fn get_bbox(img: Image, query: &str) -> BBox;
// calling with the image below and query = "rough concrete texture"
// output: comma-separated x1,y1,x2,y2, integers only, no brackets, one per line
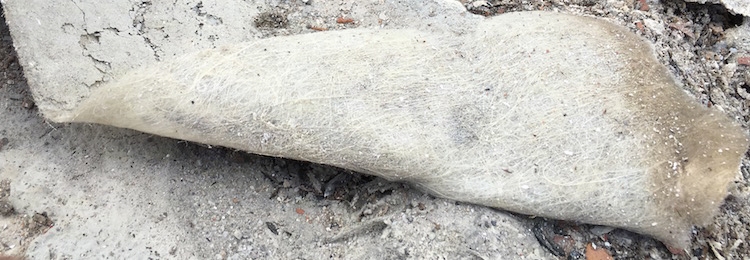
2,0,750,259
1,1,549,259
2,0,479,121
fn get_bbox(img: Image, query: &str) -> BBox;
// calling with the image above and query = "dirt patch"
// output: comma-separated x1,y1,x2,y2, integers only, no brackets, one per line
254,11,290,29
0,180,54,258
0,180,13,216
0,10,54,259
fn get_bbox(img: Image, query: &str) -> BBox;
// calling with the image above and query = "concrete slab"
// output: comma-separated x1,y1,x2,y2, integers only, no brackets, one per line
3,0,750,259
684,0,749,16
2,0,478,121
1,1,552,259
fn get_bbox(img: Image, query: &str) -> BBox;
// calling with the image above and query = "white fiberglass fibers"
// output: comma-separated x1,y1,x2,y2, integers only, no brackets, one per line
59,11,749,248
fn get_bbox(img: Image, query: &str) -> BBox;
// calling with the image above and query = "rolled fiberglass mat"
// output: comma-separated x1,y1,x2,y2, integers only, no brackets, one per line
60,11,748,248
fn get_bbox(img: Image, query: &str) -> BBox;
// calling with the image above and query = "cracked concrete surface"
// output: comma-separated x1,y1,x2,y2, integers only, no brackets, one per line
3,0,479,122
1,0,550,259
